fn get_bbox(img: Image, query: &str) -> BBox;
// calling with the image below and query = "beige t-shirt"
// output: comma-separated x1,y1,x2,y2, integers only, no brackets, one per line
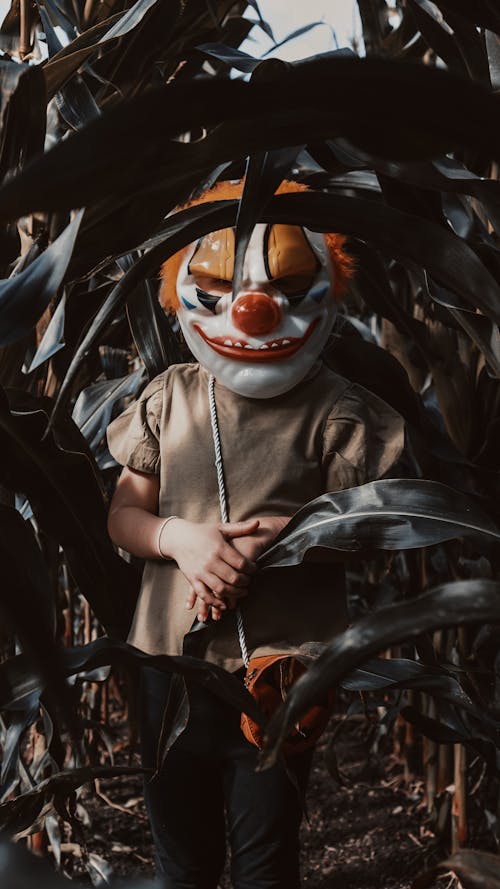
107,361,404,671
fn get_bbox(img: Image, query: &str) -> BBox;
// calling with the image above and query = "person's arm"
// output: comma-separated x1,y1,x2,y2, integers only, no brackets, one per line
108,467,259,614
107,466,164,558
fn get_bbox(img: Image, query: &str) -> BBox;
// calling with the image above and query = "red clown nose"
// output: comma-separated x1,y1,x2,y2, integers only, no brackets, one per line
232,291,281,336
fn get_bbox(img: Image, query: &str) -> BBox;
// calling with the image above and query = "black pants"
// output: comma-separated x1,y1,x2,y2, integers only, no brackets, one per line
140,668,311,889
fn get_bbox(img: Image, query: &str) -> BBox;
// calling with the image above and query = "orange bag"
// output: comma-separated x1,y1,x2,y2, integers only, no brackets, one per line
240,654,335,754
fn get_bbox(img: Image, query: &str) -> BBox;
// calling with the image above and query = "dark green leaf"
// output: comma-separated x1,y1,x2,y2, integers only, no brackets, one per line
346,655,470,694
433,1,500,34
42,11,123,96
24,292,66,373
325,145,500,236
0,764,148,836
446,305,500,379
0,388,139,637
400,704,472,746
0,505,55,641
426,275,475,313
258,480,500,570
486,30,500,91
36,3,63,58
48,280,113,381
55,74,101,132
154,674,190,778
323,332,424,428
43,0,79,33
246,0,274,40
4,58,500,222
0,654,42,713
0,212,83,348
126,280,182,378
196,42,262,73
261,579,500,765
0,59,46,182
49,200,237,427
43,0,162,98
0,636,265,730
0,691,40,796
344,657,494,726
0,505,76,733
349,242,429,359
71,369,145,451
262,192,500,327
407,0,468,76
441,7,491,87
232,145,302,298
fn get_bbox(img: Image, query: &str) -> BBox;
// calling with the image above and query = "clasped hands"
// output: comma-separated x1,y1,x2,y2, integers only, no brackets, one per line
160,516,289,623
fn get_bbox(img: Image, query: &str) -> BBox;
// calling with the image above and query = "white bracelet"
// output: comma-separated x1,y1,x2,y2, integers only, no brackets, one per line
157,515,178,559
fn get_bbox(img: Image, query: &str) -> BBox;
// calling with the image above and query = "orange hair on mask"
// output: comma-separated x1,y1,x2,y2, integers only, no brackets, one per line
159,180,354,313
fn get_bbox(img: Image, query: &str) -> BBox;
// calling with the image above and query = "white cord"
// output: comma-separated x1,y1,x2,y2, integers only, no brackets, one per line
208,375,249,668
208,375,228,525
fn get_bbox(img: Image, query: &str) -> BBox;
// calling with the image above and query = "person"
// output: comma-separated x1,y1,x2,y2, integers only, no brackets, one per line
106,179,405,889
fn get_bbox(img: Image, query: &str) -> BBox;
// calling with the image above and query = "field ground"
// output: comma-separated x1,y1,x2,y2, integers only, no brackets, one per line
64,714,449,888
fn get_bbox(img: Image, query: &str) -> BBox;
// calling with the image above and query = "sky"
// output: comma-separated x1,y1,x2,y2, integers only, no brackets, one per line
240,0,363,61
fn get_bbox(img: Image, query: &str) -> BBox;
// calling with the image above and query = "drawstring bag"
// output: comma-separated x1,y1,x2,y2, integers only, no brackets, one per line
208,375,334,753
240,653,335,754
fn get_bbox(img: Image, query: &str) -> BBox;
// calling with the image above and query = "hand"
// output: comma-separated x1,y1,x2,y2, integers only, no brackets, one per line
161,518,259,619
228,516,290,563
187,516,291,622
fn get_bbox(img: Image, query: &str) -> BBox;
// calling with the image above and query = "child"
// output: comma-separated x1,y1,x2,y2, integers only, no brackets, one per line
106,180,404,888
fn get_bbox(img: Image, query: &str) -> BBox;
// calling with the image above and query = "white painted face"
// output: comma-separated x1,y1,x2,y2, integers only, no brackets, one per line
175,223,336,398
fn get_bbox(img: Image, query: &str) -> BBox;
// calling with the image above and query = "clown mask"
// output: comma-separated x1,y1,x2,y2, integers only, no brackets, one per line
159,184,353,399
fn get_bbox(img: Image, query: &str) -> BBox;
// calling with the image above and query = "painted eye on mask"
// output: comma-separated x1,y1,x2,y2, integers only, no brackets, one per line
275,273,317,305
196,288,221,313
193,275,232,313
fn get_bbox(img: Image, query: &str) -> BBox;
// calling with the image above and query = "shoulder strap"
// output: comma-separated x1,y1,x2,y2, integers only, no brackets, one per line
208,375,249,668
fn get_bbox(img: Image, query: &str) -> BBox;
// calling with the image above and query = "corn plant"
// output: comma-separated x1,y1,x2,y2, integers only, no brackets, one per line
2,2,500,887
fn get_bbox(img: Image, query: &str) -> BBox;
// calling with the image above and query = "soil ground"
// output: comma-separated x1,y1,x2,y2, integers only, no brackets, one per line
68,714,446,888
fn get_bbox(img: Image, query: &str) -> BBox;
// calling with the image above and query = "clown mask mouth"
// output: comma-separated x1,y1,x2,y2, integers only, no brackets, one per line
192,317,320,362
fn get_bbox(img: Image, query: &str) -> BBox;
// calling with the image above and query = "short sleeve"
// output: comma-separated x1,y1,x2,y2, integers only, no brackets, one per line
106,376,164,474
322,383,405,492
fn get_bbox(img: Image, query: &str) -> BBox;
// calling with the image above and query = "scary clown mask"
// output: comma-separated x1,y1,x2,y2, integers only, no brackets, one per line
159,181,354,399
